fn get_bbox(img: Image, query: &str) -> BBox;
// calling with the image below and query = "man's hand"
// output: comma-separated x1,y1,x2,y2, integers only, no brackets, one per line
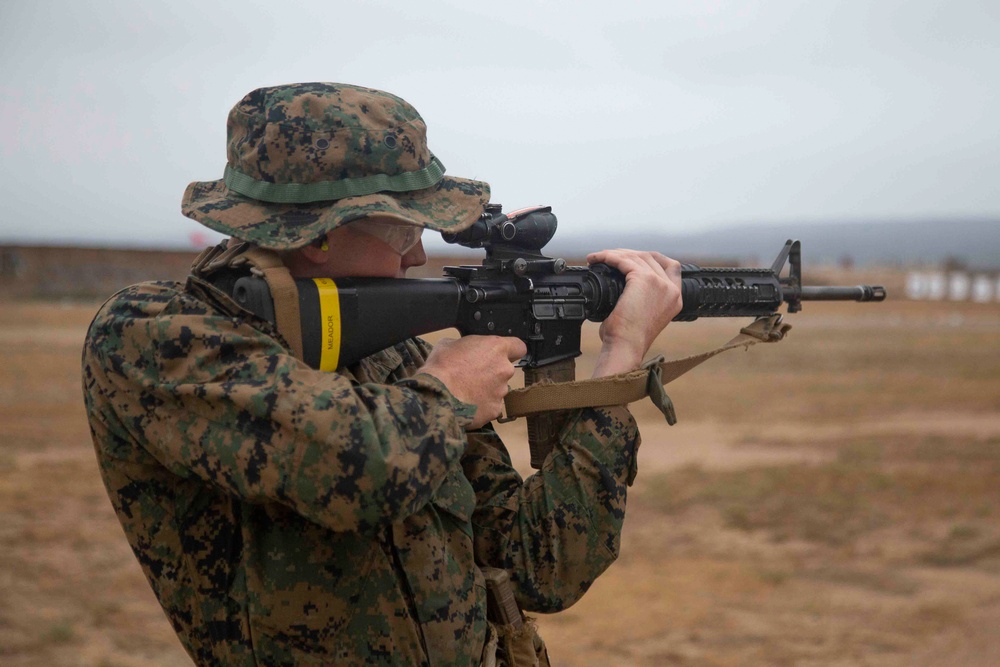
586,249,683,378
419,335,528,430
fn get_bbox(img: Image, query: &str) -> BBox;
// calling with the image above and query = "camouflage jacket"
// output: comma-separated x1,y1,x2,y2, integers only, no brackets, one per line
82,271,641,666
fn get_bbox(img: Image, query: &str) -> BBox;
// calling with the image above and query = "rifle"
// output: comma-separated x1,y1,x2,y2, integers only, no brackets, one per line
232,204,886,467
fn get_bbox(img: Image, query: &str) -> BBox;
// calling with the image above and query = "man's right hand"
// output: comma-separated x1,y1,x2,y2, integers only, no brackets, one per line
419,335,528,430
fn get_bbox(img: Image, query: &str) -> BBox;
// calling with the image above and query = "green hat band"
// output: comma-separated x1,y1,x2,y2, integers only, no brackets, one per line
223,155,446,205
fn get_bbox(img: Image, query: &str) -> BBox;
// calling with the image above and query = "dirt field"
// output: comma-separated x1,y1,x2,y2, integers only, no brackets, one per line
2,278,999,666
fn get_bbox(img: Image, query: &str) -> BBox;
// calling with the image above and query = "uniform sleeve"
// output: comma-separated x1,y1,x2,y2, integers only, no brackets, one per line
460,406,640,613
83,285,476,534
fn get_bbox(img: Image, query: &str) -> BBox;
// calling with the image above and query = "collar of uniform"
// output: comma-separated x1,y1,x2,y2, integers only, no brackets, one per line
186,273,253,321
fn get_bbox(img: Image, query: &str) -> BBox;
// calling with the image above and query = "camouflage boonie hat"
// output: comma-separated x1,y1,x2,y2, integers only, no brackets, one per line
182,82,490,250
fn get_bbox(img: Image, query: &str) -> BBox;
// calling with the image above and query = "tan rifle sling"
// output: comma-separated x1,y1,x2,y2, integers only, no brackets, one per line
191,241,305,362
502,314,792,423
239,247,305,362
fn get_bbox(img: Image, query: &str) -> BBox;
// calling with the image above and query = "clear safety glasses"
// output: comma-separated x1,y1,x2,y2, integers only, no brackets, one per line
351,219,424,255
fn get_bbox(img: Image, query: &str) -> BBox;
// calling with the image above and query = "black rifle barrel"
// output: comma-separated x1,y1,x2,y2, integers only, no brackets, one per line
797,285,887,302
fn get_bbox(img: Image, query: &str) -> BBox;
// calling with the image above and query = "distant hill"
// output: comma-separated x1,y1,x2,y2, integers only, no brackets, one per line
540,219,1000,269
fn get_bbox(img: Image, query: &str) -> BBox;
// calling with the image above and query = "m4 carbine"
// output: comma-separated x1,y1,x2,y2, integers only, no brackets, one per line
232,204,886,467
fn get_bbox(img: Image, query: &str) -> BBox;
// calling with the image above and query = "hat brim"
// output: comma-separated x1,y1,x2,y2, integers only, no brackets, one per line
181,175,490,251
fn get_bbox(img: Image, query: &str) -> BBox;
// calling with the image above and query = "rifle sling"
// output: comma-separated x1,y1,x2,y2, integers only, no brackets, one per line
191,241,305,363
240,247,305,362
502,314,792,422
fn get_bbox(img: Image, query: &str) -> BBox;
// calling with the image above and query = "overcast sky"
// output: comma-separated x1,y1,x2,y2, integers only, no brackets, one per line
1,0,997,250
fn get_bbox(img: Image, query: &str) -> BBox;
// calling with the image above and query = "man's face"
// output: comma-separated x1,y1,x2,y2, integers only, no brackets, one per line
289,219,427,279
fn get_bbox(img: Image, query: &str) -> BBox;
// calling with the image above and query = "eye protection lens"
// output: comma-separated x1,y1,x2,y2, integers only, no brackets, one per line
351,219,423,255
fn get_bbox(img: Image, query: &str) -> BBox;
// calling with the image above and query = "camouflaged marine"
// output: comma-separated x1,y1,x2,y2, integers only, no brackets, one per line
82,83,652,666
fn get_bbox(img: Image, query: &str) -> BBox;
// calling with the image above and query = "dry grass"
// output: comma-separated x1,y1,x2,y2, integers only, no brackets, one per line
645,432,1000,546
0,300,190,667
551,425,1000,666
2,278,1000,666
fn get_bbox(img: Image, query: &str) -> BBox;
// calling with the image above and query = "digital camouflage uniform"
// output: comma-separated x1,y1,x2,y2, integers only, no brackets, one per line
81,83,643,666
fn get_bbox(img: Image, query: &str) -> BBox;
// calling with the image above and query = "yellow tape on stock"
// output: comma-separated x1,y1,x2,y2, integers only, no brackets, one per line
313,278,341,371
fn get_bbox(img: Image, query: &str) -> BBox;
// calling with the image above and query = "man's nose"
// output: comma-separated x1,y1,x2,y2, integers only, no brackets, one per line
403,239,427,269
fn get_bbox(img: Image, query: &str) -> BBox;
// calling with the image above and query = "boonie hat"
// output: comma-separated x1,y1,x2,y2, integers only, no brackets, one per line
182,82,490,250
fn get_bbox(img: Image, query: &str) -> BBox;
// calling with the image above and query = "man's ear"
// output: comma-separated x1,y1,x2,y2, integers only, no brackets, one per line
297,235,330,265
